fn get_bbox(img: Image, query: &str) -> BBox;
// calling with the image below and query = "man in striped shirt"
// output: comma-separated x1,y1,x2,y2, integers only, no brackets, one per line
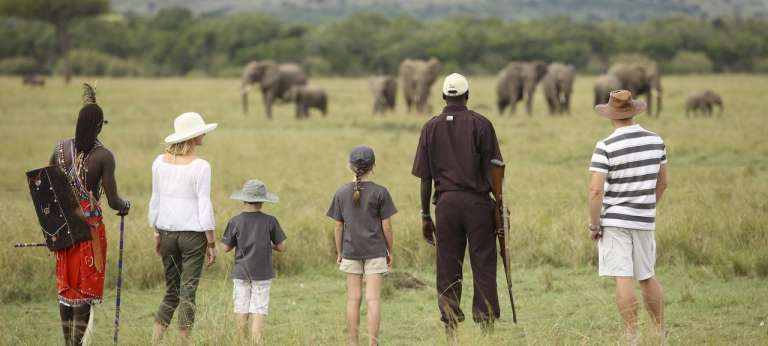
588,90,668,344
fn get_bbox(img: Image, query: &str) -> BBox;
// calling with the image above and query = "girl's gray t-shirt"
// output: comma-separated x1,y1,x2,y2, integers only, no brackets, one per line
326,181,397,260
221,211,287,281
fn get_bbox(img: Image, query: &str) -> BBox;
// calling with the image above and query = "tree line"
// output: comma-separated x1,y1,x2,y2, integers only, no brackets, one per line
1,7,767,78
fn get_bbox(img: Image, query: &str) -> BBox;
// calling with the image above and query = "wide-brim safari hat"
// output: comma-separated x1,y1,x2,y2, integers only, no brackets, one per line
164,112,218,144
230,179,279,203
595,90,646,120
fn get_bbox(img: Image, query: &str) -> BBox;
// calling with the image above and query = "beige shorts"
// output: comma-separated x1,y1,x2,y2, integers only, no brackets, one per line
233,279,271,315
339,257,388,275
598,227,656,281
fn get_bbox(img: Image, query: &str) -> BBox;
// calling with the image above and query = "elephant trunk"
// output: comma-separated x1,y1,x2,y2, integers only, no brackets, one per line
656,93,662,116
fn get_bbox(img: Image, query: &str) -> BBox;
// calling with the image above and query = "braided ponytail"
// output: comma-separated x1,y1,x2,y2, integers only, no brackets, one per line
352,165,371,206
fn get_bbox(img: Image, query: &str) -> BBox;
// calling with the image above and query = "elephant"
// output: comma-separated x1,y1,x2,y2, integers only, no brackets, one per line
241,60,308,119
686,90,723,117
285,85,328,119
541,63,575,115
398,58,441,114
606,62,663,117
593,74,622,106
369,75,397,115
496,61,548,116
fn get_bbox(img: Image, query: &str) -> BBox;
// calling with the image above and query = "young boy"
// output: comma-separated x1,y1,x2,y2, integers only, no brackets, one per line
222,179,287,342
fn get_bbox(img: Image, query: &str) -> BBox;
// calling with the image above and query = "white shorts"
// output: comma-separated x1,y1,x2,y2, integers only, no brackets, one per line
598,227,656,281
233,279,272,315
339,257,388,275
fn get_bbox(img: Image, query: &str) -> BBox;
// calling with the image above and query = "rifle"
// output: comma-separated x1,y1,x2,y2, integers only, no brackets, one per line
490,159,517,323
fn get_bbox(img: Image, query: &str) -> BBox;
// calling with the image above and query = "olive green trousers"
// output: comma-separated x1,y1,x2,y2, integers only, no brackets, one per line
155,230,206,329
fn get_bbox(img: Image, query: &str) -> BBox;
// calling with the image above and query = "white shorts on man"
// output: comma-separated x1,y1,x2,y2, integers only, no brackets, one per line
233,279,272,315
598,227,656,281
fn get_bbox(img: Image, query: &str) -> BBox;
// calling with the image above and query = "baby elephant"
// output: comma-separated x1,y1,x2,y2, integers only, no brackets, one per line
686,90,723,117
369,75,397,115
286,86,328,119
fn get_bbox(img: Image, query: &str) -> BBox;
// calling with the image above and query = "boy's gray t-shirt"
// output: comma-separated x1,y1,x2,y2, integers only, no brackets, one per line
326,181,397,260
221,211,287,281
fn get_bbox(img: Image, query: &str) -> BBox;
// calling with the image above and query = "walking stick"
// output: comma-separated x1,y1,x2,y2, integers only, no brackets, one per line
113,214,125,343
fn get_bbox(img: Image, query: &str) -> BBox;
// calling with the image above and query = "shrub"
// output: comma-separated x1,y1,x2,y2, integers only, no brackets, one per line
56,49,141,77
664,51,714,74
0,56,40,75
609,53,655,66
584,55,607,74
303,56,332,76
752,58,768,73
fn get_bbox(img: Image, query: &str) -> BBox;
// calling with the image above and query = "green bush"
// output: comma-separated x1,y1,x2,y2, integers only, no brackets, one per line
752,58,768,73
303,56,332,76
56,49,141,77
584,55,607,74
0,56,40,75
609,53,655,66
664,51,714,74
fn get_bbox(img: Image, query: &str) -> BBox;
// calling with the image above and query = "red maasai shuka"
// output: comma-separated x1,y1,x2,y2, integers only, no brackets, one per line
55,199,106,306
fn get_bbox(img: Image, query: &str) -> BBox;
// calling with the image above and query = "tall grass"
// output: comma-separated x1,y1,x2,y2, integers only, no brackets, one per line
0,74,766,304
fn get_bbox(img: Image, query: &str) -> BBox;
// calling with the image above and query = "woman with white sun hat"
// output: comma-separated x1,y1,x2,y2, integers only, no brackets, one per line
148,112,218,343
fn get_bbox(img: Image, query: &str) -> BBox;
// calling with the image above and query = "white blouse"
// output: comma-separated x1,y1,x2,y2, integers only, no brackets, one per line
148,155,215,232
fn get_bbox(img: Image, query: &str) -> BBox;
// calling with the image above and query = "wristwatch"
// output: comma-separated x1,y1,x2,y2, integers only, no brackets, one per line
588,224,601,232
207,242,216,249
420,211,432,220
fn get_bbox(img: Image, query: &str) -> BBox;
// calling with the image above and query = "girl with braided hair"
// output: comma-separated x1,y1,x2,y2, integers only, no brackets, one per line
326,146,397,346
49,84,130,346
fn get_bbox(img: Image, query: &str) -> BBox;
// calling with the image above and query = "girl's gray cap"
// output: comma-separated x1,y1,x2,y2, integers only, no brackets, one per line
230,179,279,203
350,145,375,167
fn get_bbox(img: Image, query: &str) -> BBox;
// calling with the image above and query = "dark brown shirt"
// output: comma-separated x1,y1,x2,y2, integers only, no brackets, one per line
411,104,503,194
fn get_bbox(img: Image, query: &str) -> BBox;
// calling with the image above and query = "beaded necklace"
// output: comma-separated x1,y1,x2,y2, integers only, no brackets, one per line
57,139,102,202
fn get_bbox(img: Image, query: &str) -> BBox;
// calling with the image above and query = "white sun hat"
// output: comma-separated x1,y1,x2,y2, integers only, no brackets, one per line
442,73,469,96
164,112,218,144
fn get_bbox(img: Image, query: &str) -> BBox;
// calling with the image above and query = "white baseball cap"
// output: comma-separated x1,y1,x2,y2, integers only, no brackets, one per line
442,73,469,96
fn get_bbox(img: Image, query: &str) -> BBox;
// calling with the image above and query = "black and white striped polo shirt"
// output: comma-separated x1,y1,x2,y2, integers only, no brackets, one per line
589,124,667,231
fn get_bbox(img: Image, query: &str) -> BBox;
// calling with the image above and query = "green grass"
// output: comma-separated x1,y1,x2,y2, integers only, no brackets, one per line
2,267,767,345
1,74,767,344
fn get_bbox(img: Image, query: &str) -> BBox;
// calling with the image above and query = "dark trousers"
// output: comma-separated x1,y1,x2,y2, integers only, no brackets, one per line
155,230,206,329
435,190,500,325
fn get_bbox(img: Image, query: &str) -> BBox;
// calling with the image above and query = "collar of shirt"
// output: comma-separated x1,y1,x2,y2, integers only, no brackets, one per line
611,124,643,135
442,104,468,113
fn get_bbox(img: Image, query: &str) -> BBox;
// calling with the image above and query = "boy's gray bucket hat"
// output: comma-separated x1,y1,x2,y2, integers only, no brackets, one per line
350,145,375,168
230,179,279,203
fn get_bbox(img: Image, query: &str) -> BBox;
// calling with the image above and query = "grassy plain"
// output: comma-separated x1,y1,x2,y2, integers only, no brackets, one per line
0,74,767,345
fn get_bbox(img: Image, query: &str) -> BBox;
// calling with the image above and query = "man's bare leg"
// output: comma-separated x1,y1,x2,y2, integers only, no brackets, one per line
251,313,266,342
365,274,384,346
346,274,363,346
639,277,665,335
615,277,639,338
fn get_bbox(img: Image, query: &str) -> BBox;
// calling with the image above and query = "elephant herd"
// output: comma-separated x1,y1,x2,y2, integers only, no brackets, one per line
239,58,723,119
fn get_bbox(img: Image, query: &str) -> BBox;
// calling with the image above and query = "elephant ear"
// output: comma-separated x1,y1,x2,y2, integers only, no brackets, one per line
261,64,282,88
